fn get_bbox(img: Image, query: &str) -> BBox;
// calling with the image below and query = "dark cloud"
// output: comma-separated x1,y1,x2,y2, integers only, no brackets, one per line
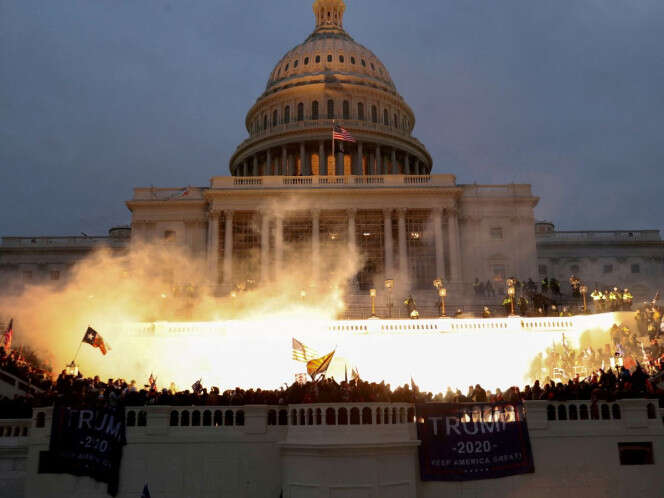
1,0,662,235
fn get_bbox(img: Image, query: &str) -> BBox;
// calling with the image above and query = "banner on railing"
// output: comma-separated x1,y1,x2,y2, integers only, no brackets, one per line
416,402,534,481
39,402,126,496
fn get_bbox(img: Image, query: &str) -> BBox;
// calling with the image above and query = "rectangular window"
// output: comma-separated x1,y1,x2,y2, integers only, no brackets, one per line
631,264,640,274
618,442,654,465
538,264,548,276
50,271,60,281
490,227,503,240
603,264,614,274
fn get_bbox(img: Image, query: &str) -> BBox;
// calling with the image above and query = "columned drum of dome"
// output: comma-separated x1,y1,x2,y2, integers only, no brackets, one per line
229,0,432,177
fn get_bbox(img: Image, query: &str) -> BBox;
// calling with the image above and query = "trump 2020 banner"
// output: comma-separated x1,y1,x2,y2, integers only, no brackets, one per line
39,403,127,496
416,402,535,481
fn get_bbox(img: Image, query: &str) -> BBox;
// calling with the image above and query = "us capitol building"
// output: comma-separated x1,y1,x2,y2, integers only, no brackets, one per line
1,0,662,299
127,0,539,295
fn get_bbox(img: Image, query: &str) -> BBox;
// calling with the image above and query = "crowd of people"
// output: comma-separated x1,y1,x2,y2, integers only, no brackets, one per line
1,344,663,420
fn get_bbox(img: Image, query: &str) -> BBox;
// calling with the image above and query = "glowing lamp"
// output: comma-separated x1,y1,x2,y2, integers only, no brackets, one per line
384,279,394,289
370,288,377,297
507,287,515,297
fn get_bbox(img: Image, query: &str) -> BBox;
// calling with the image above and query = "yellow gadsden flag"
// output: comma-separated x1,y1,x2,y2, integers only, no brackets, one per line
306,350,335,380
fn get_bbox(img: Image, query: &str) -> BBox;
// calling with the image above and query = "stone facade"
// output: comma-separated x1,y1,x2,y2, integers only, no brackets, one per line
126,1,540,297
536,222,664,298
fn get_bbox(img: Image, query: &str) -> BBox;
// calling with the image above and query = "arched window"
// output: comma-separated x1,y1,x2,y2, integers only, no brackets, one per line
293,59,298,68
361,59,366,67
362,407,372,424
338,408,348,425
327,99,334,119
350,56,356,64
284,63,289,72
357,103,364,120
312,101,319,120
315,55,321,63
169,411,179,427
272,110,278,127
316,408,322,425
339,55,345,63
569,405,578,420
137,410,147,427
343,100,350,119
579,404,589,420
350,407,360,425
180,411,190,427
297,103,304,121
291,409,297,426
267,410,277,426
327,54,333,62
235,411,245,426
407,407,415,423
299,409,306,426
278,409,288,425
203,410,212,426
214,410,223,427
307,409,314,425
304,57,309,65
192,410,201,427
371,105,378,123
284,106,290,124
326,407,336,425
601,404,610,420
557,405,567,421
612,404,621,420
376,408,382,424
224,410,234,426
383,109,389,126
546,405,556,421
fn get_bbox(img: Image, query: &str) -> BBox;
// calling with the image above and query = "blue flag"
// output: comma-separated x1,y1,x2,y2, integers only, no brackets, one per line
141,483,151,498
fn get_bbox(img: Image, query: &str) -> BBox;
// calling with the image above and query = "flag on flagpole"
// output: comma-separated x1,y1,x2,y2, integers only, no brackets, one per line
141,483,151,498
1,319,13,352
307,350,335,379
292,338,318,362
351,367,360,382
333,124,356,143
82,327,109,355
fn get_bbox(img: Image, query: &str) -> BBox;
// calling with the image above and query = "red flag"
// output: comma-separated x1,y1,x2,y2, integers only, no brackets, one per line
1,319,13,352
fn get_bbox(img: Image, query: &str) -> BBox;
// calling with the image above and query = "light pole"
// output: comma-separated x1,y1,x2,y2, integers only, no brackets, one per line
438,287,447,317
506,278,516,316
370,288,377,318
580,285,588,314
384,279,394,318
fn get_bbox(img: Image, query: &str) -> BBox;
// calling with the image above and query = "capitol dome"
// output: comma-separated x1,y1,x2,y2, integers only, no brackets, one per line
230,0,432,178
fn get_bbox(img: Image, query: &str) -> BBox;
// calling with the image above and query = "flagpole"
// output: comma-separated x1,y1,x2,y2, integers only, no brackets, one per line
71,340,84,364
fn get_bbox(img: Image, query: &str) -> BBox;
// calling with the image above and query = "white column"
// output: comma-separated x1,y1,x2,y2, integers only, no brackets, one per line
261,211,270,282
207,210,220,283
376,145,382,175
312,209,320,283
397,208,408,279
300,142,307,176
318,141,326,176
355,142,363,175
348,208,356,254
369,152,375,175
281,146,287,176
433,207,446,280
336,150,344,176
266,149,272,176
383,209,394,277
275,215,284,278
391,149,397,175
404,152,410,175
253,155,258,177
448,208,462,282
222,210,234,287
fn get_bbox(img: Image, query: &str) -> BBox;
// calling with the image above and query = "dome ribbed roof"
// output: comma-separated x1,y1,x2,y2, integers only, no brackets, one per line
265,1,396,93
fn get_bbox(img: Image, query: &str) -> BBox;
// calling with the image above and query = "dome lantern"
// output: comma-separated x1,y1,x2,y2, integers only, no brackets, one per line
313,0,346,30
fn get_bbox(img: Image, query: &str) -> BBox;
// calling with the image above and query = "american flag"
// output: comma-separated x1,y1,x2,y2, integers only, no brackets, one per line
333,125,356,143
292,338,318,363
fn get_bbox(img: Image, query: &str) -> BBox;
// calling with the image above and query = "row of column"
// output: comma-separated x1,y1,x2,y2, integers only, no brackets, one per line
234,142,429,177
207,208,462,288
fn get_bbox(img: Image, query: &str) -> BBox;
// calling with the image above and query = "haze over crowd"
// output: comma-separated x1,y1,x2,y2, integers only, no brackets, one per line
1,0,663,235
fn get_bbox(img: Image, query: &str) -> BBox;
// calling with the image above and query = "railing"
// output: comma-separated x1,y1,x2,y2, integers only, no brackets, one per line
0,419,30,439
0,368,44,394
536,230,661,242
462,184,535,198
234,119,426,151
211,174,454,189
131,187,206,201
0,236,125,248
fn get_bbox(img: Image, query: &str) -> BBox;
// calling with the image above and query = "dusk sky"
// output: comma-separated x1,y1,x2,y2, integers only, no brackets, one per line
1,0,663,236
